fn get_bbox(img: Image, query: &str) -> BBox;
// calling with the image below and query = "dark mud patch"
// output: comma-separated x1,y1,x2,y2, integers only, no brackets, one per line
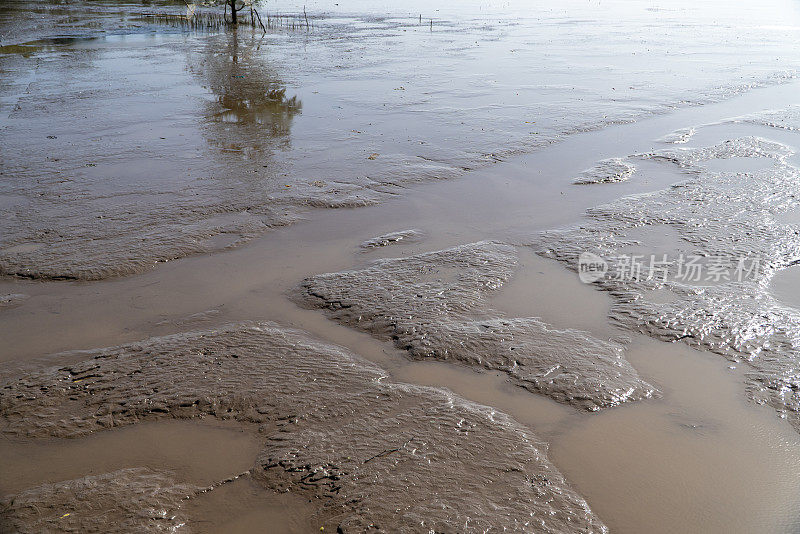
296,241,655,411
0,322,606,533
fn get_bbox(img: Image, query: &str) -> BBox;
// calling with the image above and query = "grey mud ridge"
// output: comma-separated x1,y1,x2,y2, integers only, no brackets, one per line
0,322,607,533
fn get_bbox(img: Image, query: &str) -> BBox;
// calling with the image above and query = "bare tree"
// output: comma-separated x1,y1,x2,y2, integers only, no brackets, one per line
226,0,242,24
185,0,264,26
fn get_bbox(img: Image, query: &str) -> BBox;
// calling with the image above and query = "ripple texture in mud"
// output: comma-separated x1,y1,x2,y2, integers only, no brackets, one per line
535,135,800,429
297,241,654,410
0,468,197,533
0,322,607,533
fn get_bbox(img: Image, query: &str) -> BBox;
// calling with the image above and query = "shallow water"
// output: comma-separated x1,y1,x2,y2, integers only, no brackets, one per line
0,420,318,532
770,265,800,309
3,0,800,278
5,86,800,530
0,420,261,494
4,0,800,532
552,338,800,534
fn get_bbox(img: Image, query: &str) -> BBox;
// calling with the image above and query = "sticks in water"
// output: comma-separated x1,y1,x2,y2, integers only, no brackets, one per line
140,9,312,32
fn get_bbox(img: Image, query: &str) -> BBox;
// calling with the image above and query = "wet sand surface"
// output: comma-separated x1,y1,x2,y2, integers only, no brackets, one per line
4,0,800,532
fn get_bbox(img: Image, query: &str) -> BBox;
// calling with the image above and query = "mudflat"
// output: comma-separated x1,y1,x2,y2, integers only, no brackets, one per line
3,0,800,532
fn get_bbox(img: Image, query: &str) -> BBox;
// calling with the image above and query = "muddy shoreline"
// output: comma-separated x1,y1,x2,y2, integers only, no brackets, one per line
4,0,800,532
3,0,800,281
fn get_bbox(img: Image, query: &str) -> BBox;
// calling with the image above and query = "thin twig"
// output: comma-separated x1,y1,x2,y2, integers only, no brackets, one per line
252,5,267,34
363,438,413,464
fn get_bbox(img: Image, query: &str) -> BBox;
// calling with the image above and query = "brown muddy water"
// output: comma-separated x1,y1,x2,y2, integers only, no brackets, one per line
4,0,800,532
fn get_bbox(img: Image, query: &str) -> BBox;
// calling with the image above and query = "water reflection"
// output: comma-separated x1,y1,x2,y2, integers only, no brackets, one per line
215,86,300,132
187,29,301,157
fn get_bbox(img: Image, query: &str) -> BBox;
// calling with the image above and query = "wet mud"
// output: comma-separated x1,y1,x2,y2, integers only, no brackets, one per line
297,241,655,410
4,0,800,531
657,127,696,144
534,130,800,429
573,158,635,185
728,105,800,132
0,468,197,533
359,228,425,250
0,322,606,533
0,293,26,309
3,0,800,280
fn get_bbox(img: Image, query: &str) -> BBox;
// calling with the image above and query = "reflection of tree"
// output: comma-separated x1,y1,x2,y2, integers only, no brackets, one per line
215,86,300,135
186,28,301,156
